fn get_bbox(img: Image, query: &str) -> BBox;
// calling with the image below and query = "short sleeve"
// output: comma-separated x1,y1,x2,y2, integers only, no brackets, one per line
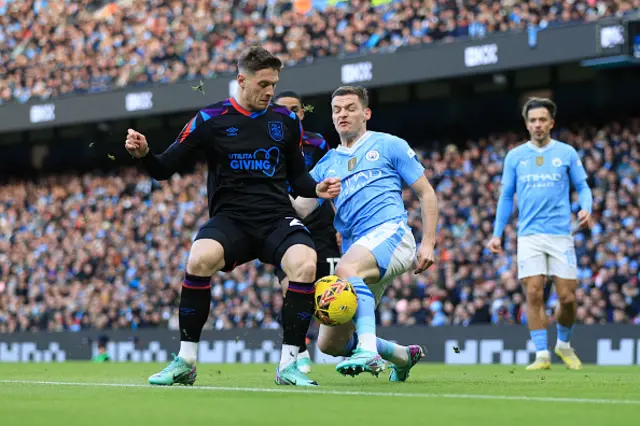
388,138,425,186
568,147,588,184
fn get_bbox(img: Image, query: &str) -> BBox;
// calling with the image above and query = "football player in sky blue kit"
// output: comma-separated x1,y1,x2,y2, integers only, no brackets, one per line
488,98,593,370
292,86,438,381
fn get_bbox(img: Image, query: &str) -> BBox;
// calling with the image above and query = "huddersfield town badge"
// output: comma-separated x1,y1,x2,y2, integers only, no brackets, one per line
536,156,544,166
348,157,357,171
268,121,284,142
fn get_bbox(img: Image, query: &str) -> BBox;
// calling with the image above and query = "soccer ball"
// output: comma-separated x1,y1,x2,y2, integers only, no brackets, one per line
313,275,358,326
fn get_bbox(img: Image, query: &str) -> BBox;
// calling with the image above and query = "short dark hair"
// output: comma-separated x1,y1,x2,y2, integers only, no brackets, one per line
331,86,369,108
522,97,557,120
237,46,282,74
274,91,302,104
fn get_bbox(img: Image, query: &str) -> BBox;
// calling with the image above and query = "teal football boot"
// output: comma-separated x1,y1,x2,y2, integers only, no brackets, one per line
389,345,425,382
275,360,319,387
148,354,197,386
336,348,386,377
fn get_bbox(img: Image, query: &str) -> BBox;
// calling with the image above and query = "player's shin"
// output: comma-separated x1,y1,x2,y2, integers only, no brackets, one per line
178,273,212,365
281,281,315,368
556,302,577,350
350,277,377,352
555,280,578,349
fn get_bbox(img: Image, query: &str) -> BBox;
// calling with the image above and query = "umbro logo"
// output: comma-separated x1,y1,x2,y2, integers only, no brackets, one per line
289,218,304,227
226,127,239,137
520,160,528,166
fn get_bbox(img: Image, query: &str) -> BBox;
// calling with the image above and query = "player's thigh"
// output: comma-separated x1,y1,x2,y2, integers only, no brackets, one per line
521,275,547,305
339,221,416,287
517,235,550,280
336,244,379,284
278,249,341,292
546,235,578,282
261,218,317,283
193,216,258,274
553,277,578,304
316,322,356,355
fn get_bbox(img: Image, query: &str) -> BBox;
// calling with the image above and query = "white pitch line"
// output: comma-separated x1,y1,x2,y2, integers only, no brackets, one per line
1,380,639,406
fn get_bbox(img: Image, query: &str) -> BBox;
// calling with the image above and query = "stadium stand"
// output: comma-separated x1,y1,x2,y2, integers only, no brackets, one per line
1,119,638,333
1,0,637,104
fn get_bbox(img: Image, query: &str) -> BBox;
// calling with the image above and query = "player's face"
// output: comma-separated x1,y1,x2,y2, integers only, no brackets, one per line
275,96,304,121
525,107,555,143
331,94,371,141
238,68,279,111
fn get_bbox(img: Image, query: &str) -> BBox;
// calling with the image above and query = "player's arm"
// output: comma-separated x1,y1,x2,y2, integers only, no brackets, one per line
569,148,593,228
389,141,437,273
411,175,438,249
488,151,517,252
289,152,329,218
389,142,436,244
290,195,320,219
285,120,339,199
129,114,204,181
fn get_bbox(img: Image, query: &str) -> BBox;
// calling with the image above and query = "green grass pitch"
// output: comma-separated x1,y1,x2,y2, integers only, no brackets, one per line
0,363,638,426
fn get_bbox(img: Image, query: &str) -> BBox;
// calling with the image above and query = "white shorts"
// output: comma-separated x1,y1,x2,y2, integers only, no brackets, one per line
352,220,416,304
517,234,577,280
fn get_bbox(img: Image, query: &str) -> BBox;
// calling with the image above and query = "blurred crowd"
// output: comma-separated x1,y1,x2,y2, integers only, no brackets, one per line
0,119,638,333
2,0,638,104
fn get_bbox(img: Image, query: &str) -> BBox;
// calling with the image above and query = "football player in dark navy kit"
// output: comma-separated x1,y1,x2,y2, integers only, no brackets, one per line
273,91,341,374
125,46,341,387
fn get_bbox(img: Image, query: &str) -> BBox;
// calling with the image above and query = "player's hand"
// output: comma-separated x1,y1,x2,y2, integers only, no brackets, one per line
577,210,593,229
125,129,150,158
487,236,503,254
316,177,341,199
414,242,435,274
336,232,342,251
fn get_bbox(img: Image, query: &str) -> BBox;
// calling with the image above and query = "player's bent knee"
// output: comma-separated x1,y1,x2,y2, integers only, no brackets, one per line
187,239,225,276
334,263,357,279
526,291,544,307
524,282,545,307
316,339,344,357
558,291,576,305
281,244,317,282
316,331,349,356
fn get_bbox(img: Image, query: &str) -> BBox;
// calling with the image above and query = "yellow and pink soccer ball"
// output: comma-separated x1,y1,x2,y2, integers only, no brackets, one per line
313,275,358,326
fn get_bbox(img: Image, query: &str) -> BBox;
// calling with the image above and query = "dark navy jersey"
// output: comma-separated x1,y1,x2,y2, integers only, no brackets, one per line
140,98,318,223
291,130,339,253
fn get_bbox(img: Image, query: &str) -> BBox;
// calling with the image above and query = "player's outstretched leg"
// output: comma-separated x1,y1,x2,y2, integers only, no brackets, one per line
376,338,426,382
148,239,222,386
523,275,551,371
335,276,385,377
553,277,582,370
275,244,319,386
317,325,422,381
148,273,210,385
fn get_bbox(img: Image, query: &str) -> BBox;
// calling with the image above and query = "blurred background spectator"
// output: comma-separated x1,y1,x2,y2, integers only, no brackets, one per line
2,0,638,104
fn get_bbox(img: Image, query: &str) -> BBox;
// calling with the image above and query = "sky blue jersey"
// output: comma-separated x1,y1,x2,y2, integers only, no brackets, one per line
493,139,593,238
310,131,425,246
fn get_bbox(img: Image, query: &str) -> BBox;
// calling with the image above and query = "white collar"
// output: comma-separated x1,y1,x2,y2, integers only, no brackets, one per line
526,139,556,153
336,131,372,155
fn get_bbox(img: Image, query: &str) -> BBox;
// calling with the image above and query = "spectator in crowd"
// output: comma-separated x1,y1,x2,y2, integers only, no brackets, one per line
1,119,638,332
1,0,636,104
